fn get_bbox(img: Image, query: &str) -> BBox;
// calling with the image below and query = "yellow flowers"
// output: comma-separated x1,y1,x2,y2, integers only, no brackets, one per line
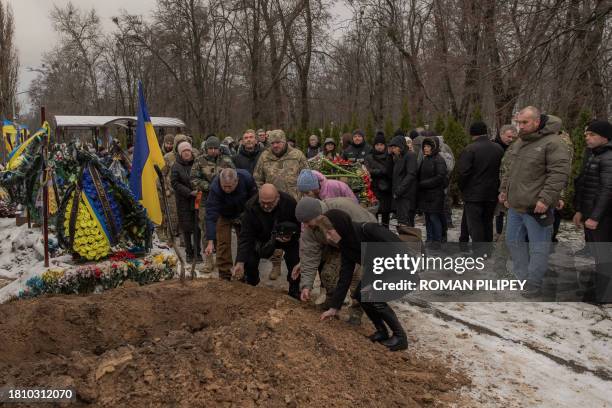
42,268,65,284
63,192,110,260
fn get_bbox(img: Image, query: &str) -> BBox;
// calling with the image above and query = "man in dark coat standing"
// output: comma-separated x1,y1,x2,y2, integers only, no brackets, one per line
573,120,612,303
457,122,504,253
233,129,262,174
342,129,372,162
387,131,419,229
418,137,448,246
364,131,394,227
233,184,301,298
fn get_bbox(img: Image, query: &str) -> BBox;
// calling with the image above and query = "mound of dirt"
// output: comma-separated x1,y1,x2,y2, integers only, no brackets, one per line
0,280,470,407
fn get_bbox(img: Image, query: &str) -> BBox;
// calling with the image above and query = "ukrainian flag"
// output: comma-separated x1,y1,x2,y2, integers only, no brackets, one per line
129,81,165,225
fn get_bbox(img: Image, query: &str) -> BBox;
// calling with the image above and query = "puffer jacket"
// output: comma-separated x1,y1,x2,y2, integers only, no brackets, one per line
170,155,196,234
341,140,372,162
311,170,358,202
500,115,572,212
299,197,376,290
417,137,448,213
574,141,612,221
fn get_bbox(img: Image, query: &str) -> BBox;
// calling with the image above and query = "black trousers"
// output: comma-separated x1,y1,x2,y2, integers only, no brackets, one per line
464,201,497,243
459,209,470,243
244,239,300,294
584,215,612,303
183,226,201,258
395,197,415,227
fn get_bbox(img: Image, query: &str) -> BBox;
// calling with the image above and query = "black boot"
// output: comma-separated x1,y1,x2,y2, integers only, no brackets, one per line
376,303,408,351
361,302,389,342
288,280,300,300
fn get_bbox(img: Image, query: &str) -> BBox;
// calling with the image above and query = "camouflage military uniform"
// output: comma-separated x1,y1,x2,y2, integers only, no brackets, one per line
190,153,235,232
253,145,308,200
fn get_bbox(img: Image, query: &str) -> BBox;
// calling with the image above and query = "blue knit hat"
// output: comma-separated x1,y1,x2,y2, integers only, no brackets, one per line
297,169,320,192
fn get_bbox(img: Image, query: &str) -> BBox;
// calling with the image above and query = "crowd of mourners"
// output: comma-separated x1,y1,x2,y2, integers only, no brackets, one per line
150,106,611,352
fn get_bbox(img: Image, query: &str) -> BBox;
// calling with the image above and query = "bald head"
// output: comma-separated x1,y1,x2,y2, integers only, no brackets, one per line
259,184,280,212
517,106,542,135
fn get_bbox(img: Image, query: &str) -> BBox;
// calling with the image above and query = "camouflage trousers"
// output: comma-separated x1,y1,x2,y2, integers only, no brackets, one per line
321,248,363,321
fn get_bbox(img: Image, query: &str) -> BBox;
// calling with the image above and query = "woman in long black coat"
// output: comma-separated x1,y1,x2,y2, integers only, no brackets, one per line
417,137,448,245
319,209,408,351
364,132,394,227
171,141,201,262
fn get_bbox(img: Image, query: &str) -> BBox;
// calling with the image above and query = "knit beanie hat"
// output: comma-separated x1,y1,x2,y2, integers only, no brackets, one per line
586,120,612,140
205,136,220,149
177,141,192,155
163,134,175,144
295,197,323,223
297,169,320,192
352,129,365,138
469,121,488,137
374,131,386,145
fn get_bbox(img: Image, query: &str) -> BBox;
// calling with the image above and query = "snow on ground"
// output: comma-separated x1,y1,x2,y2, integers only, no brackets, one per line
0,218,74,302
0,211,610,406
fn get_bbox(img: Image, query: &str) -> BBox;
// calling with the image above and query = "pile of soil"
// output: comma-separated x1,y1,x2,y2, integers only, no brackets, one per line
0,280,470,407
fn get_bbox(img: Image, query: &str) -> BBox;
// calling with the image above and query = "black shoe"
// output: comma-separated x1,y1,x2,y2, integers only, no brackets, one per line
381,335,408,351
375,304,408,351
186,253,194,263
368,331,390,343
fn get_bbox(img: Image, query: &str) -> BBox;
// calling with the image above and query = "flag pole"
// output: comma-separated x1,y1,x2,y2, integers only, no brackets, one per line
41,107,49,268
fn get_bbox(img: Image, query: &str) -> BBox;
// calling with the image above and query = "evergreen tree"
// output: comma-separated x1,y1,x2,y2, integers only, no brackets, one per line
400,102,412,132
434,114,446,135
384,116,394,140
443,116,469,204
561,110,591,217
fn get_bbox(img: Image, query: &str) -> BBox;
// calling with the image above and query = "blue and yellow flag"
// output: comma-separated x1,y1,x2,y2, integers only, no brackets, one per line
129,81,165,225
6,121,49,170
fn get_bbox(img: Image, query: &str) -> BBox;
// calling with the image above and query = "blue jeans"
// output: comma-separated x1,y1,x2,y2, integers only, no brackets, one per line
425,212,444,242
505,208,552,288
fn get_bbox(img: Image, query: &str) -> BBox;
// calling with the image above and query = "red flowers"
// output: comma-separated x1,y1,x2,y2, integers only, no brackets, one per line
110,251,136,261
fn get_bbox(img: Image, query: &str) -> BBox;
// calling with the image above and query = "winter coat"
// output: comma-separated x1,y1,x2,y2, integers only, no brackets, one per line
190,153,235,195
253,145,308,200
306,146,321,159
311,170,358,202
417,138,448,213
574,141,612,222
500,115,572,212
329,222,402,310
170,155,196,234
341,140,372,162
236,191,299,263
365,150,394,213
233,144,262,174
387,135,418,208
205,169,257,241
299,197,376,290
457,136,504,202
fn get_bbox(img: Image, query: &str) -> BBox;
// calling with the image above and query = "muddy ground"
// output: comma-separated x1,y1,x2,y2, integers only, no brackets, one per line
0,279,470,407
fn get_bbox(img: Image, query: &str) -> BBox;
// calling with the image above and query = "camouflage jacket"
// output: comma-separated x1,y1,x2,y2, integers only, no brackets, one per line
253,146,308,200
190,154,235,194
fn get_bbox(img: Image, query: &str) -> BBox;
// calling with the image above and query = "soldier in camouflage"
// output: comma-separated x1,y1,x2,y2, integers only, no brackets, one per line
190,136,235,273
253,129,308,280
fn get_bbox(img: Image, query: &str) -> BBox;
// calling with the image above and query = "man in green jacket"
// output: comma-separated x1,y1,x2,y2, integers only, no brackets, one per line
499,106,571,297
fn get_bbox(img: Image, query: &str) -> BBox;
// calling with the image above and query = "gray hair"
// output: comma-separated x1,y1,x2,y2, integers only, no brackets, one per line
520,106,541,120
500,125,517,136
219,168,238,184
